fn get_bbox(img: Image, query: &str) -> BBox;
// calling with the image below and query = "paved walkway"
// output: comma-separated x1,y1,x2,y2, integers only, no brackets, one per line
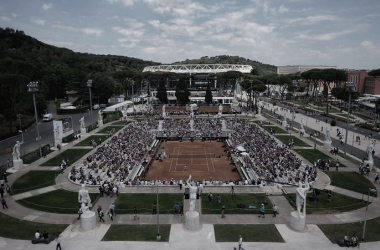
1,112,380,250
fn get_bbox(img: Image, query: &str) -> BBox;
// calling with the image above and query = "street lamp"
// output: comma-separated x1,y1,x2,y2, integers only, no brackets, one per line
156,182,160,240
18,114,24,143
87,80,93,124
291,80,297,128
362,188,376,242
344,82,355,156
27,81,42,157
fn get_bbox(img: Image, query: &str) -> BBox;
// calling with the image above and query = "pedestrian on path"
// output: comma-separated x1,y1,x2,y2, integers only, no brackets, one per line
221,205,226,218
375,174,379,183
99,209,105,222
238,235,245,250
133,206,139,220
258,203,265,218
77,205,83,220
55,234,62,250
152,202,157,214
327,190,332,203
1,197,8,209
335,160,340,171
272,204,278,217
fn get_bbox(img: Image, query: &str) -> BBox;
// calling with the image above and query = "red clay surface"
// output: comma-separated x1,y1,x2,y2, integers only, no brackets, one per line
145,140,238,182
153,106,232,112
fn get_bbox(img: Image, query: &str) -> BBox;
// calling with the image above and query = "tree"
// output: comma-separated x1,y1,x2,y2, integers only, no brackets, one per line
175,75,190,104
205,83,213,104
156,77,168,104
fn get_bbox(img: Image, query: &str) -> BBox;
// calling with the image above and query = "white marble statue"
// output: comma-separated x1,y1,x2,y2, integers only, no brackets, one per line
12,141,21,161
257,106,261,115
162,105,166,118
366,142,374,162
79,117,85,129
218,104,223,115
325,127,331,141
54,126,60,141
98,110,103,122
187,174,197,212
78,184,92,207
295,178,310,217
300,117,304,131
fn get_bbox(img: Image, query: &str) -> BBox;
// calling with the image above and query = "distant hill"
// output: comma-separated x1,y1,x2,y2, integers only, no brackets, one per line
173,55,277,75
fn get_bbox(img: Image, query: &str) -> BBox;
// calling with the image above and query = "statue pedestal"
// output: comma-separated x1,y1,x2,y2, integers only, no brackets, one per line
185,211,200,231
55,140,62,148
282,120,287,128
13,159,23,170
290,211,306,231
81,211,96,231
80,128,87,135
324,140,332,150
256,114,264,121
299,128,305,135
364,160,374,171
98,120,103,127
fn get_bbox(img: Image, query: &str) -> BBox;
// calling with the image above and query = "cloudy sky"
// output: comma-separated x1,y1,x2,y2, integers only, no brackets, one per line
1,0,379,69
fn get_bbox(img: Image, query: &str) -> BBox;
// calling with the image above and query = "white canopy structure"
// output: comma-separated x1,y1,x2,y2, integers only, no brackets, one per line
143,64,253,74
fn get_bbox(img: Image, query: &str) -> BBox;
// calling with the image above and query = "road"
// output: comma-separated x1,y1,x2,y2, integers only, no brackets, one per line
0,101,99,165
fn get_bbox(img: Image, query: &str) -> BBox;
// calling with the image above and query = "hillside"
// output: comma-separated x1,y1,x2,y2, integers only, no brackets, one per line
173,55,277,75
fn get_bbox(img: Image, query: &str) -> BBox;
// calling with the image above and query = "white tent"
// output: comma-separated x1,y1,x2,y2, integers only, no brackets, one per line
236,146,246,152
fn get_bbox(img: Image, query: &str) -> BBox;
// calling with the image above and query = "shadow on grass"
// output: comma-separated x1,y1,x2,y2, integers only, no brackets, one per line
214,224,284,242
326,172,377,196
41,149,91,166
102,224,170,241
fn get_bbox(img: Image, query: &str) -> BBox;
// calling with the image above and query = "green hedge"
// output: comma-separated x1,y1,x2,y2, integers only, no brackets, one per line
56,107,88,115
21,144,52,164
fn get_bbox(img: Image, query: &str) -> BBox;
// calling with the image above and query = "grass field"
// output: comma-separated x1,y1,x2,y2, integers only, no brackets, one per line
102,224,170,241
202,193,272,214
111,121,130,126
11,171,59,195
261,125,287,134
17,189,99,214
40,149,91,166
115,193,184,214
214,224,284,242
0,212,68,240
285,192,368,214
275,135,311,147
294,149,347,167
319,216,380,243
97,126,124,134
326,172,377,196
75,135,110,146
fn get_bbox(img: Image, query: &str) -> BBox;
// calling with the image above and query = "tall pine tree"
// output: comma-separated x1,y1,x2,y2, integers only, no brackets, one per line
175,76,190,104
205,83,213,104
156,78,168,104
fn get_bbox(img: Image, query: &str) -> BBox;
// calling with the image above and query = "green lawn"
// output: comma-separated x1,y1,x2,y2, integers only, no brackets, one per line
294,149,347,167
275,135,311,147
202,193,272,214
40,149,91,166
97,126,124,134
74,135,110,146
102,225,171,241
326,172,377,196
17,189,99,214
111,121,130,126
11,171,59,195
319,216,380,243
0,212,68,240
115,193,184,214
214,224,284,242
285,192,368,214
261,125,287,134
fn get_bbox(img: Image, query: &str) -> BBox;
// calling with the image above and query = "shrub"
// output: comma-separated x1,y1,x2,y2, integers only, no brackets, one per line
330,120,337,126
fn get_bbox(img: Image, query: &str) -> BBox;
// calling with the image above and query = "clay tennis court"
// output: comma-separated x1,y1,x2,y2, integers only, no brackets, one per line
153,106,232,113
145,140,239,182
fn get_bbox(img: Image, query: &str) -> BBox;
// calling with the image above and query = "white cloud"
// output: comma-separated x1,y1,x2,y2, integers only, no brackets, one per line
106,0,137,7
1,16,11,22
31,18,46,26
11,13,17,18
82,28,103,37
144,0,209,17
278,5,289,13
52,24,103,37
286,15,338,26
42,3,53,10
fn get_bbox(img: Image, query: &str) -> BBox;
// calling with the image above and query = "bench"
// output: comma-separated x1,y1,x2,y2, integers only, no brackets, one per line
31,237,51,244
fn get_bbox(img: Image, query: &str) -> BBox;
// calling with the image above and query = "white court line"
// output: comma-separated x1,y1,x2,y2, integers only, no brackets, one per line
206,147,216,172
169,147,178,172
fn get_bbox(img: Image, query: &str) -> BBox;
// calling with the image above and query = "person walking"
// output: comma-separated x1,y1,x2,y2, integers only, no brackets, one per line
208,192,213,204
375,174,379,183
133,206,139,220
110,203,116,217
238,235,245,250
221,205,226,218
216,194,221,205
55,234,62,250
335,159,340,171
258,203,265,218
77,205,83,220
1,197,8,209
152,202,157,214
99,209,105,222
272,204,278,217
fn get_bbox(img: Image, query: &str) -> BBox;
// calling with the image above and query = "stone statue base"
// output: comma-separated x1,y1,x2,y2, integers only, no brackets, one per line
13,159,23,170
282,120,287,128
98,120,103,127
364,160,374,171
81,211,97,231
55,140,62,148
324,140,332,150
185,211,200,231
299,128,305,135
290,211,306,231
80,128,87,135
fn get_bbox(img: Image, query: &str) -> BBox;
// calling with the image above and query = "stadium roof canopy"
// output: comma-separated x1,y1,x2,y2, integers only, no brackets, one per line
142,64,253,74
